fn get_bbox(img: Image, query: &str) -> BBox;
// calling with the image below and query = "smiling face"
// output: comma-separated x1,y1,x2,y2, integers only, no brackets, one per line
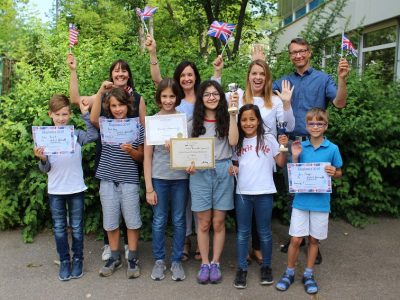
179,65,196,92
111,63,130,87
202,85,220,112
248,64,266,97
109,96,128,119
49,106,71,126
289,42,311,72
159,87,177,113
240,109,259,138
306,116,328,139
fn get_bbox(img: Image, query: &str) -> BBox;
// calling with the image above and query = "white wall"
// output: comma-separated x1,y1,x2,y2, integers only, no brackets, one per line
276,0,400,50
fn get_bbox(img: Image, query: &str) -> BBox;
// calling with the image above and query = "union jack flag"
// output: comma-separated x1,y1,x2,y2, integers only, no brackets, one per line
69,24,79,48
342,35,358,57
207,21,236,43
136,6,157,20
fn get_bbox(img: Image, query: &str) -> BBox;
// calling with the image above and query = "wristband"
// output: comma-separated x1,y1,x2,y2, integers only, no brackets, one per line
150,61,158,65
146,190,154,194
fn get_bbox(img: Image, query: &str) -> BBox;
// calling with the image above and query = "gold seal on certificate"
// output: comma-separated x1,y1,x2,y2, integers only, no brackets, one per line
145,114,188,145
170,138,215,169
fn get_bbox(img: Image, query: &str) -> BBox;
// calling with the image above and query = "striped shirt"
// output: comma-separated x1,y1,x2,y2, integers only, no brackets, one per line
96,124,145,184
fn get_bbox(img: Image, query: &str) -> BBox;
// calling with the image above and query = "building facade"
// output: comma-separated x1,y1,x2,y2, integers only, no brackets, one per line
277,0,400,80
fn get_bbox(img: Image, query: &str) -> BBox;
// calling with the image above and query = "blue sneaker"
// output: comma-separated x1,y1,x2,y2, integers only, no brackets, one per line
209,263,222,283
197,264,210,284
58,260,71,281
71,258,83,279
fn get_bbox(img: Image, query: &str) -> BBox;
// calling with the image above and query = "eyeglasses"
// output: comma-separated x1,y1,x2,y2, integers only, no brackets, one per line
203,92,220,99
307,122,327,128
289,49,309,57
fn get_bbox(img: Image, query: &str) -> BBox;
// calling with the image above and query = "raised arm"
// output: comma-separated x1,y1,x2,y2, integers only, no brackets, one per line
275,80,295,132
145,34,163,86
333,58,349,108
228,97,239,146
212,55,223,83
90,81,113,128
67,53,96,107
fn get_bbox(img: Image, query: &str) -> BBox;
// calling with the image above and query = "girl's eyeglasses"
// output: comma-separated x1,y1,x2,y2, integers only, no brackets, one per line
307,122,327,128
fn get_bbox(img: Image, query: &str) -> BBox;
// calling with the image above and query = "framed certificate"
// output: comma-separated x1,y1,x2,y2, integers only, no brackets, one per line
145,113,187,145
170,138,215,169
99,117,139,145
288,162,332,193
32,126,75,155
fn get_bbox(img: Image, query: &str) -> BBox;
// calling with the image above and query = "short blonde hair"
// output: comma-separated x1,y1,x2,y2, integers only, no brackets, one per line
306,107,329,124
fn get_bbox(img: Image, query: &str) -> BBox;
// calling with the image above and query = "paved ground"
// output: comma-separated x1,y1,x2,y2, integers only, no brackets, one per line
1,217,399,300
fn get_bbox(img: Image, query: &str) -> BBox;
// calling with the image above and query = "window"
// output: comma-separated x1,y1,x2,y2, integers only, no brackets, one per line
363,25,396,48
309,0,324,11
295,6,307,19
283,15,293,26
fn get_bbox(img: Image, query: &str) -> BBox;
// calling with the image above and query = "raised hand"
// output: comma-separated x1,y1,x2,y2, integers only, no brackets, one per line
337,58,350,79
291,140,302,160
66,53,77,71
213,55,224,73
145,33,156,54
275,80,294,106
251,44,266,61
79,98,90,114
98,80,114,95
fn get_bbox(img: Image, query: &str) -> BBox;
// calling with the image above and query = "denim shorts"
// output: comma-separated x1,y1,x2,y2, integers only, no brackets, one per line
99,180,142,231
190,159,234,212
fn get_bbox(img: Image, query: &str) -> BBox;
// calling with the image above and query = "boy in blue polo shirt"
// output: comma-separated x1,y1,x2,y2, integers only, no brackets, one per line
276,108,343,294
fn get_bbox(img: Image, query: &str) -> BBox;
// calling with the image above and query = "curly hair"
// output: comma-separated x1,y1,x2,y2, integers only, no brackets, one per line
102,87,133,118
236,104,265,157
191,80,229,138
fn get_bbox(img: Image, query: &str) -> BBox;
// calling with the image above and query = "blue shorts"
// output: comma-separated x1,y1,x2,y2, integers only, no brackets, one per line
190,159,234,212
99,180,142,231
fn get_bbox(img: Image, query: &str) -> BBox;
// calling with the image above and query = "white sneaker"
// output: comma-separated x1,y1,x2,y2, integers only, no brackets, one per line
101,245,111,261
124,244,129,260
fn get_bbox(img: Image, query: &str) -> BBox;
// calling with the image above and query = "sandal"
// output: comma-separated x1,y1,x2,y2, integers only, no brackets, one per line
302,274,318,294
275,272,294,291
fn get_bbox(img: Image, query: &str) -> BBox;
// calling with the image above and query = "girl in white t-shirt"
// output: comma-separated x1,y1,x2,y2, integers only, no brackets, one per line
229,104,287,289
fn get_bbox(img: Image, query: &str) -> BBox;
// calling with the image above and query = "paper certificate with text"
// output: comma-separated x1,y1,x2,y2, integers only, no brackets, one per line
99,117,139,145
170,138,215,169
145,114,187,145
32,126,75,155
288,162,332,193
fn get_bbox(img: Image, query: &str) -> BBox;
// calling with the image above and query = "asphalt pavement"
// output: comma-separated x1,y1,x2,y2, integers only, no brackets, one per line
1,218,399,300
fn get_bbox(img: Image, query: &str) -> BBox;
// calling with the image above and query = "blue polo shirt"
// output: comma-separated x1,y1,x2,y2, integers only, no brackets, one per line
273,68,337,136
293,138,343,212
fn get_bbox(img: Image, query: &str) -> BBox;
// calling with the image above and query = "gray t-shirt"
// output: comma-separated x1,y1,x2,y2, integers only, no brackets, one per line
188,120,232,161
152,144,188,180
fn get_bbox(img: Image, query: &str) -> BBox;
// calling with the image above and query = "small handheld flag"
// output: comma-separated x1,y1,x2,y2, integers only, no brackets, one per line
136,6,157,34
207,21,236,43
341,34,358,57
69,24,79,49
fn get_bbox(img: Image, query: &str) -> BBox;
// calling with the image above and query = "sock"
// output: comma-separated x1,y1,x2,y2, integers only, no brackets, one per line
128,250,138,260
211,261,220,266
304,268,313,277
111,250,120,260
286,267,295,276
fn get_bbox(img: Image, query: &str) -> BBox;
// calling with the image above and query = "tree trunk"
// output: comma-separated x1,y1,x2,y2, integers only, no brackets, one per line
233,0,249,56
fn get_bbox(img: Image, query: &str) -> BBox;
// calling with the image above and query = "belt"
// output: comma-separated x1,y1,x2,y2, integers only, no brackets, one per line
288,135,309,142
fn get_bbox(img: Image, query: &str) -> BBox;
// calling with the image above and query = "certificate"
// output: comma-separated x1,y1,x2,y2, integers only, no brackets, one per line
145,114,187,145
288,162,332,193
99,117,139,145
32,126,75,155
170,138,215,169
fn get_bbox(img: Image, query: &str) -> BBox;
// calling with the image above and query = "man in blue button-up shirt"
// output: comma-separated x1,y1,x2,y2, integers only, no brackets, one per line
273,37,349,137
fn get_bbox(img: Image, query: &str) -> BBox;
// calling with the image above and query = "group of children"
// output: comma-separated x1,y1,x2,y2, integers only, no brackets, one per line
34,48,342,296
